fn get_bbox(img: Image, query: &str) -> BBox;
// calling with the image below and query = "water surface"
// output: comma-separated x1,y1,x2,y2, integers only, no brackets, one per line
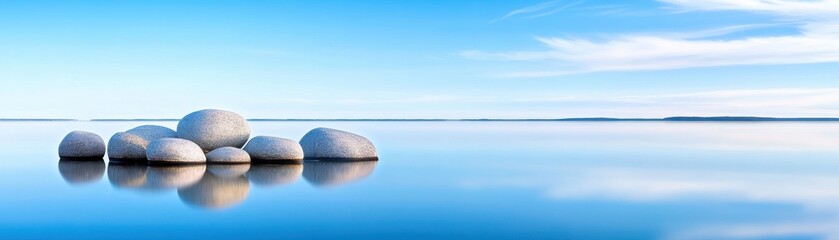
2,121,839,239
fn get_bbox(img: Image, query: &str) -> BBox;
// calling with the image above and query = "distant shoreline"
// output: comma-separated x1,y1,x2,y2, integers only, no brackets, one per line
3,117,839,122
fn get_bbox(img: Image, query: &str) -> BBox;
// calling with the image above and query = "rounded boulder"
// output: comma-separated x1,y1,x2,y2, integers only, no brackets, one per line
107,132,149,160
59,131,106,158
243,136,303,161
126,125,177,142
146,138,206,164
176,109,250,152
299,128,377,159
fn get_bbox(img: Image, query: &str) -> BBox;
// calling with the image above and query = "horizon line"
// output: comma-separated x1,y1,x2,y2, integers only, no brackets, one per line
3,116,839,122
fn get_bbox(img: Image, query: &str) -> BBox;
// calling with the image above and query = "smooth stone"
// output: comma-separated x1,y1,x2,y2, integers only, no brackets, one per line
146,138,206,164
206,147,251,163
146,165,206,189
58,131,106,158
208,164,250,178
299,128,377,159
107,132,149,160
176,109,250,152
302,160,377,187
107,162,148,189
58,159,106,184
246,164,303,186
178,172,250,209
126,125,177,141
243,136,304,161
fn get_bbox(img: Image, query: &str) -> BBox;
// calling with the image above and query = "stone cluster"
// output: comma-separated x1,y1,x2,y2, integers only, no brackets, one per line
58,109,378,165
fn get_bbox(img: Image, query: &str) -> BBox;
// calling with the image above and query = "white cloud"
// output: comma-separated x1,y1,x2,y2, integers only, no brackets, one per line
660,0,839,18
249,88,839,118
467,0,839,76
490,1,583,23
497,88,839,118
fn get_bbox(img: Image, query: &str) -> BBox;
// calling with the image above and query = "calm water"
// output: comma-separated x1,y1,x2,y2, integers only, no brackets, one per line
2,121,839,239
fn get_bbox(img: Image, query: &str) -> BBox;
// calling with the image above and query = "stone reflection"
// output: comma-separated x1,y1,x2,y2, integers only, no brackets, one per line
107,163,148,189
58,159,106,185
208,164,250,178
145,165,206,189
303,160,378,187
178,172,250,209
246,163,303,186
97,159,377,210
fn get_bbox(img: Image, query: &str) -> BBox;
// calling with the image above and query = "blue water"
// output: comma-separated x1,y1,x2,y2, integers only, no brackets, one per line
2,121,839,239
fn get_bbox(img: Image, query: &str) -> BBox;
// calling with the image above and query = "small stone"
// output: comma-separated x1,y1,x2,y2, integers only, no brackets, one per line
107,132,148,160
145,165,206,189
58,131,106,158
126,125,177,141
302,160,378,187
146,138,206,164
299,128,377,159
58,159,106,184
246,164,303,186
178,172,250,209
176,109,250,152
206,147,250,163
243,136,304,161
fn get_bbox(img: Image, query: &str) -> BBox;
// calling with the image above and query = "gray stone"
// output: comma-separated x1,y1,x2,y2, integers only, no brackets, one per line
178,173,250,209
126,125,177,141
206,147,250,163
146,165,206,189
302,161,377,187
176,109,250,152
299,128,377,159
243,136,303,161
107,132,149,160
246,164,303,186
146,138,206,164
208,164,250,178
108,125,177,160
58,131,106,158
58,159,106,184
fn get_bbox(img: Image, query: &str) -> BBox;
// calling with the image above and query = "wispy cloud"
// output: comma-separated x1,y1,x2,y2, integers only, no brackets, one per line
660,0,839,18
246,88,839,118
490,0,583,23
551,88,839,117
468,0,839,76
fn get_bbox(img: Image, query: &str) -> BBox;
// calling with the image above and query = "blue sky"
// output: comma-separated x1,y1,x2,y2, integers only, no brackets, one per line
1,0,838,119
